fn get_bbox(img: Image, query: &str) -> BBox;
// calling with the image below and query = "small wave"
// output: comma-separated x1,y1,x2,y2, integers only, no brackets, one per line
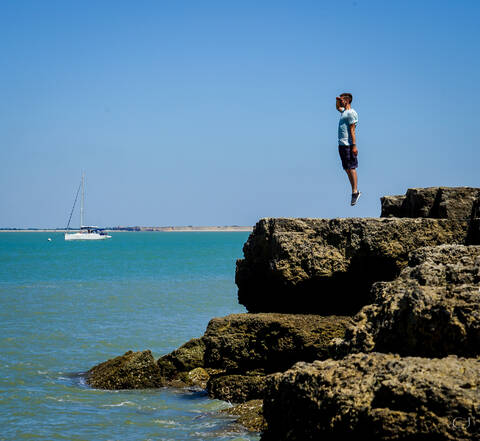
101,401,135,408
46,396,69,403
153,419,178,426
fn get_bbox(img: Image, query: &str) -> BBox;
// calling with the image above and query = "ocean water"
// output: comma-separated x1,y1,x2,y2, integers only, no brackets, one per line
0,232,259,441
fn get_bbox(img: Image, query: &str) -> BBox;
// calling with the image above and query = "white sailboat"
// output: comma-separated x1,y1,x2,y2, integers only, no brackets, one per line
64,173,112,241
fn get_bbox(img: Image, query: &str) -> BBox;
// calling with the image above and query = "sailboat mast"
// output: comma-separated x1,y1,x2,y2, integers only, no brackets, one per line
80,172,85,228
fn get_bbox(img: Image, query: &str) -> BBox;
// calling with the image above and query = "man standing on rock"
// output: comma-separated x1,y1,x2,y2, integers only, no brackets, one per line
336,93,361,205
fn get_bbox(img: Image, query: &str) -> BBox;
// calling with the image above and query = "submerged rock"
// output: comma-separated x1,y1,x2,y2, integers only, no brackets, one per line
86,350,164,389
221,399,267,432
331,244,480,358
236,217,471,314
262,353,480,441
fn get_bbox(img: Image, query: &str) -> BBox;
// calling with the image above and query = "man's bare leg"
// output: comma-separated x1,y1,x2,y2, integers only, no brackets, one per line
345,168,358,193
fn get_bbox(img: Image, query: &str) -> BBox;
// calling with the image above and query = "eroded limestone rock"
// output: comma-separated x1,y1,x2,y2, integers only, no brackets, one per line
380,187,480,219
236,217,471,314
207,373,268,403
203,313,351,373
262,353,480,441
220,399,267,432
86,350,163,389
157,337,205,379
331,244,480,358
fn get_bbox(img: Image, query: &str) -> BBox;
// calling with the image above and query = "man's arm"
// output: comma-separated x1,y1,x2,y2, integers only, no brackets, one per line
349,123,358,155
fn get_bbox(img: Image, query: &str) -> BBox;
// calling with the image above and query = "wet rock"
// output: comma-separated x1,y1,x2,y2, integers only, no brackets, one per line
221,399,267,432
208,373,268,403
155,338,207,387
157,337,205,378
331,244,480,358
262,353,480,441
165,366,210,389
187,367,210,389
86,350,164,389
236,217,471,314
380,187,480,219
203,313,351,373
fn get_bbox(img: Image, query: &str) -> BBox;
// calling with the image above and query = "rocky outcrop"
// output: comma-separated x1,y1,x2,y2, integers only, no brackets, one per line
86,350,164,389
86,187,480,436
203,313,351,373
87,341,209,390
236,217,471,314
262,353,480,441
87,313,349,400
331,244,480,358
380,187,480,219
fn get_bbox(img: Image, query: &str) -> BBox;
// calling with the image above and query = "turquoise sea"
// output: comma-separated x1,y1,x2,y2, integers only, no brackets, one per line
0,232,259,441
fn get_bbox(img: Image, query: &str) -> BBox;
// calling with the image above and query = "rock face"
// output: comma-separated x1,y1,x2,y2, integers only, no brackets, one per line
208,373,269,403
86,350,164,389
202,313,350,403
203,313,351,373
331,244,480,358
380,187,480,219
262,353,480,441
236,217,471,314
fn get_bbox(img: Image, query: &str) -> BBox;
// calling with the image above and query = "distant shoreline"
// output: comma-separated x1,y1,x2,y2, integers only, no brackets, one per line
0,226,253,233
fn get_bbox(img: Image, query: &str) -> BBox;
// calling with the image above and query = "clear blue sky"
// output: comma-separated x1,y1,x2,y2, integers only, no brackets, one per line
1,0,479,228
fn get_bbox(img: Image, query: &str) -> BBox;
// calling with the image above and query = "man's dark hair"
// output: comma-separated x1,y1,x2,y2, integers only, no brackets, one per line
340,93,353,104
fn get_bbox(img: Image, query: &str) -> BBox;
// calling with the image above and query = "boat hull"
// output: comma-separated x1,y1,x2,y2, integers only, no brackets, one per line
64,233,111,241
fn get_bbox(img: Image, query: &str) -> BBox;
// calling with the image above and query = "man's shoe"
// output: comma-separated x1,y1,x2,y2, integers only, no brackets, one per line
351,191,361,206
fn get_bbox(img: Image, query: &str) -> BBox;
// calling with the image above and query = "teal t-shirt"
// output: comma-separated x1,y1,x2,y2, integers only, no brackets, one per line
338,108,358,146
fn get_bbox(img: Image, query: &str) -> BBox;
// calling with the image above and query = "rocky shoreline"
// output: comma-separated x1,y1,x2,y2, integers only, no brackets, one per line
86,186,480,439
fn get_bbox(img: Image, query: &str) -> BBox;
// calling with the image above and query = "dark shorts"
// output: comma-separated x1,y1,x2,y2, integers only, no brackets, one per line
338,145,358,170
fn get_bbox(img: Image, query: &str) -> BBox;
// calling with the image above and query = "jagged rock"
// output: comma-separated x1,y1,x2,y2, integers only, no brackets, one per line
221,399,267,432
86,350,164,389
262,353,480,441
236,217,471,314
381,187,480,219
203,313,351,373
157,337,205,378
379,195,405,217
208,373,268,403
331,244,480,358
